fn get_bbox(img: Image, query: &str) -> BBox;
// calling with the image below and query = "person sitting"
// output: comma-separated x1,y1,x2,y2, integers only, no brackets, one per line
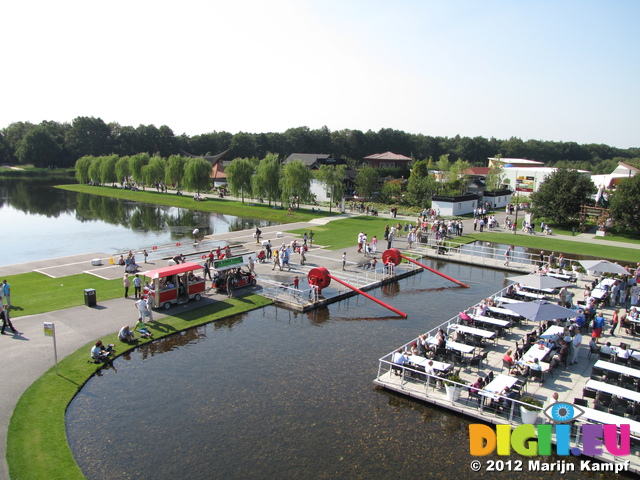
599,342,613,355
118,325,136,343
90,340,114,363
551,340,569,368
415,335,428,357
503,349,516,371
117,255,125,266
589,338,600,353
459,310,473,325
469,377,484,404
500,387,520,410
435,329,446,349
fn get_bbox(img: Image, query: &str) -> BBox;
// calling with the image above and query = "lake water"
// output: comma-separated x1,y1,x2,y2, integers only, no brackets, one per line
0,178,274,266
65,264,594,480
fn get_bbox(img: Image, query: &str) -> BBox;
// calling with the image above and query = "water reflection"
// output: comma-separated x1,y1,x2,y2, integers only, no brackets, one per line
66,264,604,480
0,178,275,265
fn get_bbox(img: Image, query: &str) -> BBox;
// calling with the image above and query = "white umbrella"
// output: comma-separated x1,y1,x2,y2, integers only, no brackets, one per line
579,260,629,276
507,274,572,290
504,300,577,323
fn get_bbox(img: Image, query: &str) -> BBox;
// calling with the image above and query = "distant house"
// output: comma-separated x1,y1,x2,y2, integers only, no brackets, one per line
431,193,480,216
283,153,348,169
462,167,491,181
591,161,640,189
363,151,411,168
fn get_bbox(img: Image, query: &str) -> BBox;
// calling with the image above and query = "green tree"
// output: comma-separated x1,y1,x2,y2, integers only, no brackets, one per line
75,156,94,184
99,154,119,185
88,156,103,183
183,157,212,194
226,157,255,202
484,163,505,191
314,164,347,212
15,127,64,167
129,153,150,188
609,175,640,236
281,159,312,208
165,155,187,191
354,165,379,200
406,162,438,208
530,168,596,224
115,156,131,183
252,153,281,205
380,179,403,204
65,116,112,159
143,155,166,188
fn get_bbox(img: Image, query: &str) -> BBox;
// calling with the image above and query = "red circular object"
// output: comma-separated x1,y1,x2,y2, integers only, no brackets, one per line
152,246,158,250
307,267,331,291
202,254,207,259
382,248,402,266
176,243,181,246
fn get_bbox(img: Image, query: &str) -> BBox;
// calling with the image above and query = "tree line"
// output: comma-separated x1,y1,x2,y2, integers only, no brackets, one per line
2,116,639,172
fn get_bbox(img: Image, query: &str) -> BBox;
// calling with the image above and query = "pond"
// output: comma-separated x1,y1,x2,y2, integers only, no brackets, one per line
0,177,274,266
65,263,594,480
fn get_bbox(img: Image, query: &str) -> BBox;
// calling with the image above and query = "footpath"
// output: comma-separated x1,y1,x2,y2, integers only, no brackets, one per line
1,202,639,479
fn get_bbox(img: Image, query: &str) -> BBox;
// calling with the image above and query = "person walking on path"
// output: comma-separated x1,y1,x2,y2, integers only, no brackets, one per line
342,252,347,271
2,280,10,307
123,273,130,298
203,261,213,281
504,246,512,266
1,304,17,335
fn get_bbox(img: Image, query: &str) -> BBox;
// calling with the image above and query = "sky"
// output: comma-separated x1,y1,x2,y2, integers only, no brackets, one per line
2,0,639,148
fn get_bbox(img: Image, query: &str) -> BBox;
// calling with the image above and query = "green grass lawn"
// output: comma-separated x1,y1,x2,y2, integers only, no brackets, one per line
57,184,335,224
288,216,405,250
460,232,640,263
8,272,122,318
6,294,273,480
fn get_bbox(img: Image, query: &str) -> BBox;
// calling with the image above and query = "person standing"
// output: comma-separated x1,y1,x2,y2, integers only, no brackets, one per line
538,251,545,269
1,280,10,307
293,276,299,290
255,227,262,245
123,273,130,299
135,296,154,322
133,274,142,299
610,309,619,336
226,274,234,298
143,249,149,263
248,255,255,276
342,252,347,271
1,304,17,334
371,235,378,253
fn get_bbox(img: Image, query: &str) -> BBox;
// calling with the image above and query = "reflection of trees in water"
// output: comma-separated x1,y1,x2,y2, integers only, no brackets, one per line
137,314,247,359
228,217,273,232
0,177,76,217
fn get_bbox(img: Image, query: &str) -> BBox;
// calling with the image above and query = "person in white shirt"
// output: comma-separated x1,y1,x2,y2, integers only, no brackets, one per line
599,342,613,355
571,332,583,364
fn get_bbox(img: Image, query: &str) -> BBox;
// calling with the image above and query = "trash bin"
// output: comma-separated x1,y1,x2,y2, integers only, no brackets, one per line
84,288,97,307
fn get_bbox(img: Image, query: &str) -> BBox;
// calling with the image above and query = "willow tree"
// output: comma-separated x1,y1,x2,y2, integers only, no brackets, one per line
75,156,94,184
252,153,281,205
226,157,255,202
354,165,378,201
182,157,212,194
281,159,311,208
115,156,131,183
314,164,347,212
143,155,166,188
129,153,150,189
165,155,186,192
99,154,119,185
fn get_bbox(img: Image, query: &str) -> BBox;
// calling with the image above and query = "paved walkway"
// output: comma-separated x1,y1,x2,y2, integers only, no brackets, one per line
2,202,639,479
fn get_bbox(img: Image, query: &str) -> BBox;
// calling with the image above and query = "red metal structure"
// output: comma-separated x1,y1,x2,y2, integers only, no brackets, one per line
307,266,408,318
382,248,469,288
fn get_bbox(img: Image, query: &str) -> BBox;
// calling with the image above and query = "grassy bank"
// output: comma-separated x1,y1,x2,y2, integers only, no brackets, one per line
6,294,273,480
57,184,334,224
8,272,122,318
460,232,640,263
